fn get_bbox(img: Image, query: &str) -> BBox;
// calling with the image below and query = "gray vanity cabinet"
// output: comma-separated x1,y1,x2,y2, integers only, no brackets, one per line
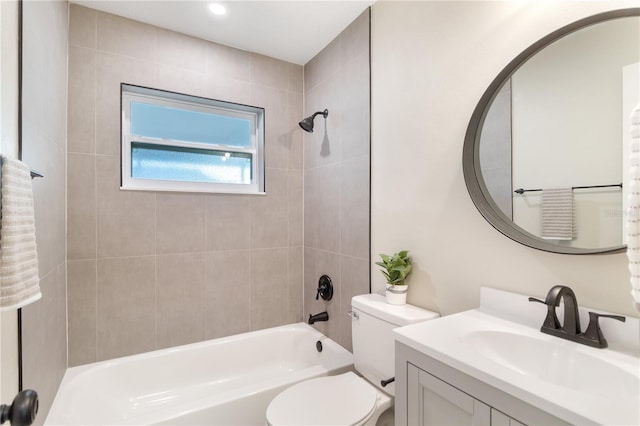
396,342,570,426
407,363,491,425
491,409,525,426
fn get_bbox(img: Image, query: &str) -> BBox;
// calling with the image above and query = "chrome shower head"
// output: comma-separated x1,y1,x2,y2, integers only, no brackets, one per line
299,109,329,133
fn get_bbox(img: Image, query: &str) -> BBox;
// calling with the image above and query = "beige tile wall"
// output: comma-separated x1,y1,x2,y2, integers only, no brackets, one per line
20,1,69,423
67,4,304,366
303,10,371,351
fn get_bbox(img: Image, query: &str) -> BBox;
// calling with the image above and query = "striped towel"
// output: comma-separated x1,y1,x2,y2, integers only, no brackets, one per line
0,156,41,311
627,103,640,311
541,187,576,240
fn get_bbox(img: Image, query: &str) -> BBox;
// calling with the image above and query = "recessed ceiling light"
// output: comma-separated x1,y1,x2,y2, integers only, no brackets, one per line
208,3,226,16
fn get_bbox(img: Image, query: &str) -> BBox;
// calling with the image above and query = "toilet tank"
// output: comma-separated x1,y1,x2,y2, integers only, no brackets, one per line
351,294,439,396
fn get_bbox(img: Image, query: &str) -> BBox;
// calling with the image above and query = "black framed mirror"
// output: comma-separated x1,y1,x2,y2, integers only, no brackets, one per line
463,8,640,255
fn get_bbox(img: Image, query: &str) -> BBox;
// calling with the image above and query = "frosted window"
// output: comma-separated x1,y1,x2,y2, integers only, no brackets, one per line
131,143,252,184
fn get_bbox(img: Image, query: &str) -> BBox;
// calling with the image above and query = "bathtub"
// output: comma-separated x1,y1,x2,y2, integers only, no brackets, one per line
45,323,353,425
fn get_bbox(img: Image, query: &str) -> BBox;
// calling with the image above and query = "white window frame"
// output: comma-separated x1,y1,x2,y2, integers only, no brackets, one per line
121,84,265,194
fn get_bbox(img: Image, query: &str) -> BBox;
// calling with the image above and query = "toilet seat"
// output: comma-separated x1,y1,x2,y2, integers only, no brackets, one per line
266,372,379,426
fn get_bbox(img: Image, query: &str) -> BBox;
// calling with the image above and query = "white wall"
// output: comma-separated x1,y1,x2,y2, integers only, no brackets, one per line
0,0,18,158
371,0,640,317
0,0,20,404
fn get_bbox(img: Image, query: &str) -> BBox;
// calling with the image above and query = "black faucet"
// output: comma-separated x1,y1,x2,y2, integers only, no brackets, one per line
538,285,581,335
308,311,329,325
529,285,625,348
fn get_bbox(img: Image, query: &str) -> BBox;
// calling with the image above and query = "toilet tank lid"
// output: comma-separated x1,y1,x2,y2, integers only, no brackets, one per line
352,294,439,326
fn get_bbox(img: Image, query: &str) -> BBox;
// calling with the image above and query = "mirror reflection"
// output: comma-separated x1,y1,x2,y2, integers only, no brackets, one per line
478,16,640,250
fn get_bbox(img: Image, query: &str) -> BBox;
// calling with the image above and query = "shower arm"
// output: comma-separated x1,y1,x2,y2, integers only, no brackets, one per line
310,109,328,120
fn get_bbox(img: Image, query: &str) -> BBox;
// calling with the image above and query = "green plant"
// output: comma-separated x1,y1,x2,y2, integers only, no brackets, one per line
375,250,412,286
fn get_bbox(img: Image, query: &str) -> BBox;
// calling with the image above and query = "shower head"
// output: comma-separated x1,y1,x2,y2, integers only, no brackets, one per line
299,109,329,133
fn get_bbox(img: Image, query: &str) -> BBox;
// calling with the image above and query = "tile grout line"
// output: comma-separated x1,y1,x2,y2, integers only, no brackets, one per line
286,93,291,323
204,196,209,340
153,26,158,352
93,9,99,364
64,3,71,370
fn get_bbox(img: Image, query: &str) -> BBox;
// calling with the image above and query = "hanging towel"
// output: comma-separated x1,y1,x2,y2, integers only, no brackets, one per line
540,187,576,240
0,156,41,311
626,103,640,312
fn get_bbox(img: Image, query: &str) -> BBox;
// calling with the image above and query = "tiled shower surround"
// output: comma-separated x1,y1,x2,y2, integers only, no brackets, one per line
21,1,69,421
303,11,371,351
66,5,305,365
66,5,370,365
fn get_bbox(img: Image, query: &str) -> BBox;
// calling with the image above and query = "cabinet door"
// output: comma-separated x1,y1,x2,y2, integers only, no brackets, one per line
491,409,525,426
408,364,491,426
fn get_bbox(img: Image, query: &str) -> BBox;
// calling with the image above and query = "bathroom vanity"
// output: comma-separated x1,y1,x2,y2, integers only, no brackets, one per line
393,288,640,426
396,343,563,425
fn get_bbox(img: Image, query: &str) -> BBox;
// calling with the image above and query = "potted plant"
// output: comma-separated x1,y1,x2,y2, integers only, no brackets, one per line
375,250,412,305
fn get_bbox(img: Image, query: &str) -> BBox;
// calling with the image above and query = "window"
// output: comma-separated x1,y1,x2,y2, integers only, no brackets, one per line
121,84,265,194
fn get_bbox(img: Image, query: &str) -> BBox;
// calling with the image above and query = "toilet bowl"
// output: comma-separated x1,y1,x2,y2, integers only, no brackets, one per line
266,294,439,426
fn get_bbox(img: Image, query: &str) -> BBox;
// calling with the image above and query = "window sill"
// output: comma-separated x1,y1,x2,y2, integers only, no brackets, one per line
120,184,266,196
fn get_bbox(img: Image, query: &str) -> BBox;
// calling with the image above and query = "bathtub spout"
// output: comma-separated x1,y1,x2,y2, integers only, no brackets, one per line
308,311,329,324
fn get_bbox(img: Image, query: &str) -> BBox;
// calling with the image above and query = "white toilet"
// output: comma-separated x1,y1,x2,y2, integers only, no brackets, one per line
266,294,439,426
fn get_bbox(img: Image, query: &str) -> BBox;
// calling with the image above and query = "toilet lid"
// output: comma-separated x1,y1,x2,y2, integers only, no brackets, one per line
266,372,378,426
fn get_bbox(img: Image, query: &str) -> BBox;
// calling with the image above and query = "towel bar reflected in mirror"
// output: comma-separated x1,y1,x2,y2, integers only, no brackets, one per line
514,183,623,195
29,170,43,179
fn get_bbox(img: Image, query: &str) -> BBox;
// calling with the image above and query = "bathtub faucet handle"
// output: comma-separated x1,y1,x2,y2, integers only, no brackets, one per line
315,275,333,301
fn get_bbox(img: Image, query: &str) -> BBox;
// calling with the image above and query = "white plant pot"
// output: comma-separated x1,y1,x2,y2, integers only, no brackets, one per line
386,285,408,305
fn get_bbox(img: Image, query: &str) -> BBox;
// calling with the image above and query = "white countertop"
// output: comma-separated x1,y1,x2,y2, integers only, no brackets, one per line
393,288,640,425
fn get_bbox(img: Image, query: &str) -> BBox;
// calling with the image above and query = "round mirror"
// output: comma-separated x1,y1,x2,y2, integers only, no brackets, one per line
463,8,640,254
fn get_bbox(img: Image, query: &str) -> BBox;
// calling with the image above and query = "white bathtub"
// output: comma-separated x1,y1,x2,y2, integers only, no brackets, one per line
45,323,353,425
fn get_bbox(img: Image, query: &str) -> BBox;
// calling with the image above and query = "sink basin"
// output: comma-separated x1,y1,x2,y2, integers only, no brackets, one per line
462,329,640,397
393,302,640,426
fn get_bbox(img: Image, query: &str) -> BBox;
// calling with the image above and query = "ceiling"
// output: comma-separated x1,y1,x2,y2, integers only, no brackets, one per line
72,0,374,65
